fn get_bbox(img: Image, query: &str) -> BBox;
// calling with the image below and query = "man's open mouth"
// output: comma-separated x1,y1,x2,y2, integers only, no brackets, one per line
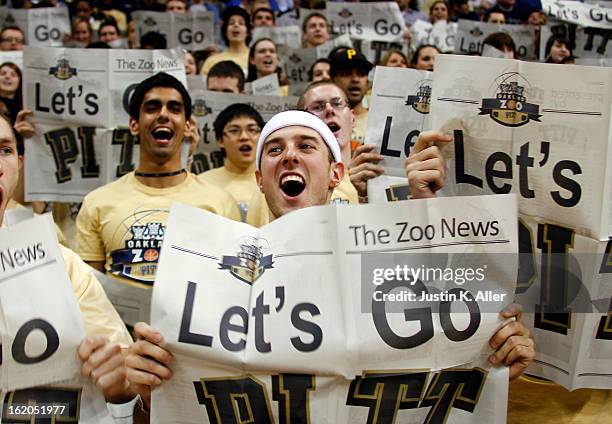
280,175,305,197
263,59,273,65
152,127,173,141
239,144,252,152
327,122,340,133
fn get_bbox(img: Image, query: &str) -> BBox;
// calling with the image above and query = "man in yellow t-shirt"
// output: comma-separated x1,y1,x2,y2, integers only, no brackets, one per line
76,73,240,287
0,111,133,403
198,104,264,221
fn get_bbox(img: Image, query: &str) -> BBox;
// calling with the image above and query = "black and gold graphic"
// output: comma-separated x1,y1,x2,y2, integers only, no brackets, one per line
405,81,432,115
479,75,541,127
219,237,274,284
49,57,77,80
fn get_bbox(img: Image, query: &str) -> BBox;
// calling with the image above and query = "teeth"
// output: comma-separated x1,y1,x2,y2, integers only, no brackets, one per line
281,175,304,185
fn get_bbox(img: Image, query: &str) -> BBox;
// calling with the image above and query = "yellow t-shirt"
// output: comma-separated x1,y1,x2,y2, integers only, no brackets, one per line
351,106,369,149
508,375,612,423
198,166,259,222
200,49,249,76
61,245,132,347
76,172,240,287
7,199,68,247
246,173,359,227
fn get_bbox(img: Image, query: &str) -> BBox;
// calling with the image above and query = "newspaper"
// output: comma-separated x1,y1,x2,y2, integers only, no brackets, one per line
0,6,70,47
454,20,536,60
22,47,187,202
250,73,281,97
252,25,302,48
430,54,612,388
0,214,84,391
541,0,612,30
411,20,458,53
186,75,297,173
326,2,406,43
132,10,215,51
539,22,612,61
365,66,432,203
150,194,518,422
0,51,22,69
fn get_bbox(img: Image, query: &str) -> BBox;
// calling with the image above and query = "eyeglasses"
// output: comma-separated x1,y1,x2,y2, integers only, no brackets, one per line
223,125,261,139
304,98,349,115
1,37,24,44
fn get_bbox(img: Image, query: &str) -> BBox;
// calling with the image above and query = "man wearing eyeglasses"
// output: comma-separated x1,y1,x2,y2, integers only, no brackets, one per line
298,80,384,204
198,104,264,221
0,26,25,51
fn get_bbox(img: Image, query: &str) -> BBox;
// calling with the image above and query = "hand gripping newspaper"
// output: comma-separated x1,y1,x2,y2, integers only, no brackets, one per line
150,193,518,423
429,54,612,389
0,214,112,423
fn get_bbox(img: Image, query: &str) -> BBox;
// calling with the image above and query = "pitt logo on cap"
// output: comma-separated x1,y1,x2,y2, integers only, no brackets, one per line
347,49,356,59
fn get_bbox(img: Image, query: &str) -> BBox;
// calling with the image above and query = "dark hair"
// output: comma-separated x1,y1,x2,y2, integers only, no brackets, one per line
483,32,516,56
297,80,348,109
207,60,245,92
140,31,167,49
544,34,573,63
302,12,328,33
213,103,264,141
483,9,505,23
308,58,330,81
86,41,111,48
98,19,119,37
429,0,449,22
128,72,191,120
0,26,25,42
246,38,281,82
0,62,22,112
252,7,275,24
221,6,252,47
411,44,440,66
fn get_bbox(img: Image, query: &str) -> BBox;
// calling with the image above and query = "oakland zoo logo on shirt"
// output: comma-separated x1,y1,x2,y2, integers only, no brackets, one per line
219,236,274,284
405,80,433,114
192,98,212,117
49,57,78,80
479,73,541,127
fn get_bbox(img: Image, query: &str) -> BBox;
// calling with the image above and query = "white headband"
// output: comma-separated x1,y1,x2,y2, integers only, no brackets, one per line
256,110,342,169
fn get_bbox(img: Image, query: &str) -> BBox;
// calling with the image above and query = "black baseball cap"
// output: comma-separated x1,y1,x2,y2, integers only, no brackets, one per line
329,48,373,78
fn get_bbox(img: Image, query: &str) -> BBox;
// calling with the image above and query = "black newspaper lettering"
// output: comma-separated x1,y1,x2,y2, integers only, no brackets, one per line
583,28,610,55
111,128,137,177
551,160,582,207
12,319,59,364
534,224,574,335
44,127,78,183
596,239,612,340
439,288,481,341
272,374,315,424
453,130,482,188
345,370,428,424
380,117,401,158
219,306,248,352
2,386,81,423
420,368,487,424
516,219,536,294
290,303,322,352
372,278,434,349
516,142,535,199
194,376,274,424
178,281,213,346
190,153,211,174
78,126,100,178
485,152,512,193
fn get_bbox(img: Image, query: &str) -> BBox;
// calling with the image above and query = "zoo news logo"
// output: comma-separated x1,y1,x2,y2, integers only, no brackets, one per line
49,57,77,80
405,80,432,115
479,73,541,127
219,237,274,284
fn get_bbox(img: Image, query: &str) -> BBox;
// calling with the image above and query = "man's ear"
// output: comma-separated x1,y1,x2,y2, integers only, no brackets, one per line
128,117,139,137
255,168,264,193
329,162,344,189
18,155,23,171
217,136,224,150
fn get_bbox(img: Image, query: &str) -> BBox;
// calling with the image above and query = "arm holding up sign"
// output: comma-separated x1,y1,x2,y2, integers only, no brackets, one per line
349,144,385,201
405,131,535,380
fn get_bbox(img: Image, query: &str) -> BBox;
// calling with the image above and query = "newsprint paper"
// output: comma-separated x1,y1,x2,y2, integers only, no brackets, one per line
0,215,112,423
151,194,518,423
430,54,612,389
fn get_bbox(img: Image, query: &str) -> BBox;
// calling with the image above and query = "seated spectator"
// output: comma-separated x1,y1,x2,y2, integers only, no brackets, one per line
482,32,516,58
303,12,330,48
252,7,275,27
0,62,22,122
0,26,25,51
140,31,167,49
544,34,574,64
166,0,187,13
380,49,409,68
247,38,288,94
98,19,122,47
98,0,128,33
450,0,480,22
309,58,331,82
488,0,532,24
73,0,94,21
127,20,138,48
69,17,93,47
207,60,245,93
185,50,198,75
430,1,450,24
484,9,506,24
201,7,251,75
412,44,440,71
